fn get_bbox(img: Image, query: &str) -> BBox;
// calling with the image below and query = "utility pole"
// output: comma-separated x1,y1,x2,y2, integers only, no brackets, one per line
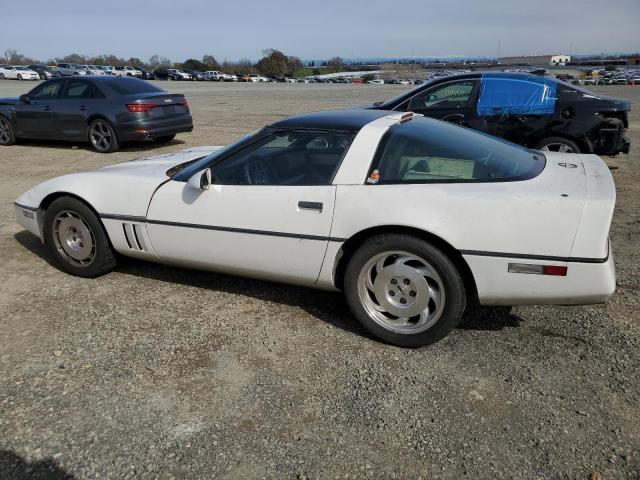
497,40,501,63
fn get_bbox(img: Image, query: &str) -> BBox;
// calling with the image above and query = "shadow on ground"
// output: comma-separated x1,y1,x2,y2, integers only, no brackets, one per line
14,230,523,340
0,450,75,480
13,138,186,153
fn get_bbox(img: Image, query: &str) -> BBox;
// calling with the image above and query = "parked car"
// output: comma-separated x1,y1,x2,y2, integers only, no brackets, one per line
82,65,105,75
204,70,226,81
0,76,192,152
236,74,251,82
367,79,384,84
55,64,91,76
182,69,205,81
371,72,630,156
97,66,115,75
28,64,57,80
113,66,143,77
154,69,182,81
13,109,616,347
248,74,269,82
137,68,156,80
0,65,40,80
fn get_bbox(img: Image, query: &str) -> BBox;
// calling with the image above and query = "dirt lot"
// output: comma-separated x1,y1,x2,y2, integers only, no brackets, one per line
0,81,638,479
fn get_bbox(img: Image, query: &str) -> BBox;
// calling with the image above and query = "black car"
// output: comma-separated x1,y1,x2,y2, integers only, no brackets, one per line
182,69,205,81
137,68,156,80
28,64,57,80
372,72,630,155
0,76,193,153
153,68,185,81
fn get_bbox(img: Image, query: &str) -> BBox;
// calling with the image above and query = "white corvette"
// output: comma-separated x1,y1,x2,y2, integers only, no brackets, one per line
14,110,616,347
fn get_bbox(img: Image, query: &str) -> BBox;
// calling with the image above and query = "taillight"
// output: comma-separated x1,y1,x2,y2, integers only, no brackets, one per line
126,103,156,113
179,99,189,110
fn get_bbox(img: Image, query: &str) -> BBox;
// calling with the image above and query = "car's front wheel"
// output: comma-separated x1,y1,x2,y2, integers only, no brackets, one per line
43,196,117,278
88,119,120,153
536,137,581,153
344,234,466,347
17,74,23,80
0,116,16,145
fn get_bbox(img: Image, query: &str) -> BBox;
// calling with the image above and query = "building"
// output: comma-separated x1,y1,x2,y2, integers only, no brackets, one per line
498,55,571,66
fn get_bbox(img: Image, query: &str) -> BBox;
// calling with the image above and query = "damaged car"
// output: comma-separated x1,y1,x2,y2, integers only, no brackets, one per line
371,72,630,155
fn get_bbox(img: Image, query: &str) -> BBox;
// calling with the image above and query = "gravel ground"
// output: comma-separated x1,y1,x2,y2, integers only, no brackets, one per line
0,81,638,479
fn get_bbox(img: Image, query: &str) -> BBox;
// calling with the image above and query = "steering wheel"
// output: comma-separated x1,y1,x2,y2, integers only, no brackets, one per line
243,157,277,185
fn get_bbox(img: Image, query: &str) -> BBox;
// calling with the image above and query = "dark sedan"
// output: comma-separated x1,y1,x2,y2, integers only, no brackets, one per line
371,72,630,155
0,76,193,153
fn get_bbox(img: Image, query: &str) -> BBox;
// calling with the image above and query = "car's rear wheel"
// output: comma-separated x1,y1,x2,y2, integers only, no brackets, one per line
89,119,120,153
536,137,581,153
0,73,5,79
153,134,175,144
43,197,117,278
0,116,16,145
344,234,466,347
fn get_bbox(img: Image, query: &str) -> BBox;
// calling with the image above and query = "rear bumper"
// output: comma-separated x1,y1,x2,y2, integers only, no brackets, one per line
117,115,193,141
465,244,616,306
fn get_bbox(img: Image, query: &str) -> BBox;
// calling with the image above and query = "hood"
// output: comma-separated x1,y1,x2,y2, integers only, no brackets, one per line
0,97,19,106
16,146,224,218
595,95,631,112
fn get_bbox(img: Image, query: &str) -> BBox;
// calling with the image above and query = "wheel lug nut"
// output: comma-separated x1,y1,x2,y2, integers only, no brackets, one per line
391,279,397,285
400,298,406,304
389,291,395,296
403,279,410,285
409,291,416,297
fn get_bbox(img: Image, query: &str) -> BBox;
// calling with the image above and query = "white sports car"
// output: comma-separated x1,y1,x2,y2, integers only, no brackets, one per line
14,110,616,347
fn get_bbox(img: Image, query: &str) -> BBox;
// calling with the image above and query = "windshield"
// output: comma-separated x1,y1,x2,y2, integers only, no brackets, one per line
15,67,28,70
171,130,267,180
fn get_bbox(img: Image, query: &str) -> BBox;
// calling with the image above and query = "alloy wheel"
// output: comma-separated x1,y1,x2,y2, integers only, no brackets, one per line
0,117,12,144
89,120,113,152
357,250,446,334
51,210,96,267
540,143,576,153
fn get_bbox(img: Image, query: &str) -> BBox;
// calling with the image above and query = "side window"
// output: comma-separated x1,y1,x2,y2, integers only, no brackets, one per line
407,80,477,111
476,77,557,115
210,131,353,186
64,80,93,99
30,80,64,99
367,118,544,184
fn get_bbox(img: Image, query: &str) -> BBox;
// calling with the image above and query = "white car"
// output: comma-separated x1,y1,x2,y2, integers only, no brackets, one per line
84,65,105,75
248,74,269,82
14,110,616,347
113,66,143,77
0,65,40,80
367,79,384,85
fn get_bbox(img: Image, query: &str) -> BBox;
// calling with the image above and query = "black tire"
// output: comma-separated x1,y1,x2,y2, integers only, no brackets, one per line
0,115,17,146
344,234,466,348
153,134,176,144
17,74,23,80
88,118,120,153
43,197,117,278
535,136,581,154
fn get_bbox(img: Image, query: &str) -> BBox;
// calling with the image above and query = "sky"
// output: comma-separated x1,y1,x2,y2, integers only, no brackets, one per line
2,0,639,62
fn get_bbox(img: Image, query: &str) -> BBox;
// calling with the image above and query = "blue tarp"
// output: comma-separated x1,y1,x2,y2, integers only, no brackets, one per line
477,74,557,116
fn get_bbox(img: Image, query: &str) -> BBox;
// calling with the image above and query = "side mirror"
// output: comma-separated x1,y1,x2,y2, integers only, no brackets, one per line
187,168,212,191
19,94,30,104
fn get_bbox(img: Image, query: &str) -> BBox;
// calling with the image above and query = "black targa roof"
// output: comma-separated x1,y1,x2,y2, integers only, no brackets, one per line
268,109,392,132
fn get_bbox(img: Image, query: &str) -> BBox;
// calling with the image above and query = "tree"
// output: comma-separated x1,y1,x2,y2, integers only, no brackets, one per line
181,58,208,71
256,48,289,76
57,53,88,64
126,57,144,67
202,55,219,69
327,56,343,67
3,49,38,65
148,54,172,68
234,58,253,75
286,56,303,77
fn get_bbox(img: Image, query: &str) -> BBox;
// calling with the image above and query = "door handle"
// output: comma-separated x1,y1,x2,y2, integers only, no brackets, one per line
80,105,88,111
298,201,323,212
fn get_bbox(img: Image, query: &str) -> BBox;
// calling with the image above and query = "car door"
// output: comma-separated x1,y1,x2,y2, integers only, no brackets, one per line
13,79,65,138
401,79,484,130
145,130,353,285
53,79,97,140
474,75,558,146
